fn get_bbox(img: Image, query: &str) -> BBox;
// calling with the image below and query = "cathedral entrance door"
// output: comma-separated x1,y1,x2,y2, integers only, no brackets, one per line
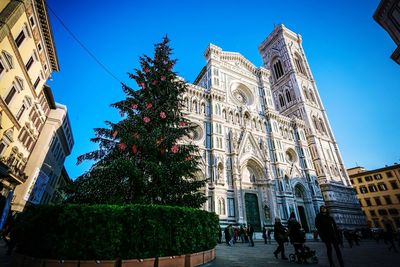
244,193,261,231
297,206,309,233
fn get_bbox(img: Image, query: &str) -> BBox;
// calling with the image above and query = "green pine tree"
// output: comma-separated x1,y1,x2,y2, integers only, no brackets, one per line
69,37,206,208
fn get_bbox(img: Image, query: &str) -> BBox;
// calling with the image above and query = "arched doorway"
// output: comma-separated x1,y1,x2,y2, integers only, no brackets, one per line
295,185,310,232
245,193,261,231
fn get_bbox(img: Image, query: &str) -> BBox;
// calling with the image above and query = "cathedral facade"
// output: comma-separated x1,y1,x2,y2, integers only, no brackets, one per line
183,25,365,231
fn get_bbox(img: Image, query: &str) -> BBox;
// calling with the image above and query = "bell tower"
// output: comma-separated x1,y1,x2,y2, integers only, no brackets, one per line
258,25,365,229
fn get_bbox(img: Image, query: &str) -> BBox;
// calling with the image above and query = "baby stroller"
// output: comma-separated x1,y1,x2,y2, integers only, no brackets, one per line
289,244,318,264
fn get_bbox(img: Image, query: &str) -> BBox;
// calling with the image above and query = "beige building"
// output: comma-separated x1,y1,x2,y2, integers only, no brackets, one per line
0,0,59,213
12,99,73,211
374,0,400,64
348,164,400,230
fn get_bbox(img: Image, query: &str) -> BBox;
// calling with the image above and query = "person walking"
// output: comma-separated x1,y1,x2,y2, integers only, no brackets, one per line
267,228,272,244
384,223,398,252
287,212,305,262
247,223,254,247
273,217,288,260
224,225,231,246
315,205,344,267
262,226,268,244
343,230,353,248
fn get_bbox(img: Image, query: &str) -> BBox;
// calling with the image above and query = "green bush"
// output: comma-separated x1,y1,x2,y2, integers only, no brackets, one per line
13,204,219,260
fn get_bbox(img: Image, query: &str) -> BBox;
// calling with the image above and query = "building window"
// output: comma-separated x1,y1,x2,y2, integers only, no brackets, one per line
357,177,363,183
228,198,235,217
38,43,42,52
294,54,306,75
370,210,376,217
374,197,382,206
312,116,319,132
33,76,41,89
384,196,392,205
285,89,291,102
0,142,6,155
386,171,393,178
1,51,14,69
397,194,400,203
15,30,26,47
319,118,326,133
350,179,354,185
309,89,315,103
25,56,34,71
378,209,388,215
368,185,378,192
359,186,368,194
4,86,17,104
377,183,388,191
218,198,225,215
390,181,398,190
273,60,284,80
365,198,372,206
388,208,399,215
16,104,26,120
279,94,285,107
0,60,4,75
374,174,382,180
365,176,373,181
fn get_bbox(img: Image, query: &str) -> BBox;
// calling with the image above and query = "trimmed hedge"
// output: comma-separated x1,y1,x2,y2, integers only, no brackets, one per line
13,204,219,260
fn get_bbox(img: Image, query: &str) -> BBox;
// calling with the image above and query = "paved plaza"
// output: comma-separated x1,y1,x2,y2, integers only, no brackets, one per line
1,239,399,266
204,240,400,267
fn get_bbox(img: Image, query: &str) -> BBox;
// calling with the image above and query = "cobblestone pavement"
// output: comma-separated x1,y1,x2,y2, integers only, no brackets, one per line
203,240,400,267
1,239,399,267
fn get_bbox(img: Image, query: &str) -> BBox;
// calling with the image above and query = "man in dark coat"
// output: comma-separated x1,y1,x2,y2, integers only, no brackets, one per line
273,217,288,260
315,205,344,267
247,223,254,247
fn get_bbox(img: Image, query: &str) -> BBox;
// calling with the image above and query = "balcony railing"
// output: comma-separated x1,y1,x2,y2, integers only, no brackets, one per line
0,157,28,184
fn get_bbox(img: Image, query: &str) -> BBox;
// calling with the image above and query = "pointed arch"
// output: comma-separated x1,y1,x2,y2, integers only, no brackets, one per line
279,94,285,107
309,89,315,103
272,58,285,80
319,118,326,133
218,197,226,215
285,89,292,103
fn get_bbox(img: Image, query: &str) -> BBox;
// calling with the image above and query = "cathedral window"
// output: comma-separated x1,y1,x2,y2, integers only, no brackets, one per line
192,100,198,113
279,94,285,107
312,116,319,132
218,198,226,215
250,174,256,183
285,89,292,102
303,87,309,100
319,118,326,133
200,102,206,114
294,54,306,76
309,89,315,103
228,198,235,217
272,59,285,80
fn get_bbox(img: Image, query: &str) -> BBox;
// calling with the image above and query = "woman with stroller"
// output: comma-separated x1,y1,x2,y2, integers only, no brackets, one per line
288,212,306,263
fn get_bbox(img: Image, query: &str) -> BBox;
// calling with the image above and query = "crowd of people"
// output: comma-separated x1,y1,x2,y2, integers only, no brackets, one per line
219,205,400,266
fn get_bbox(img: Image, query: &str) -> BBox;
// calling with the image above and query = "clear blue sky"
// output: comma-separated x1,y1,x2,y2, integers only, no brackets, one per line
46,0,400,179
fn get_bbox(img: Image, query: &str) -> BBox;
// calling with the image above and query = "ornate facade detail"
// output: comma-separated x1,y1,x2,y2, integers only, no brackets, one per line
182,24,364,231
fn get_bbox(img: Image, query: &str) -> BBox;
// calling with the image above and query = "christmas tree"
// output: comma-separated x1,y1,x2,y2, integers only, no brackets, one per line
69,37,206,208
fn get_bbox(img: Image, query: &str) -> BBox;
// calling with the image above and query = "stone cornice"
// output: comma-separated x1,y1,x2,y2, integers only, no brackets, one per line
34,0,59,71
